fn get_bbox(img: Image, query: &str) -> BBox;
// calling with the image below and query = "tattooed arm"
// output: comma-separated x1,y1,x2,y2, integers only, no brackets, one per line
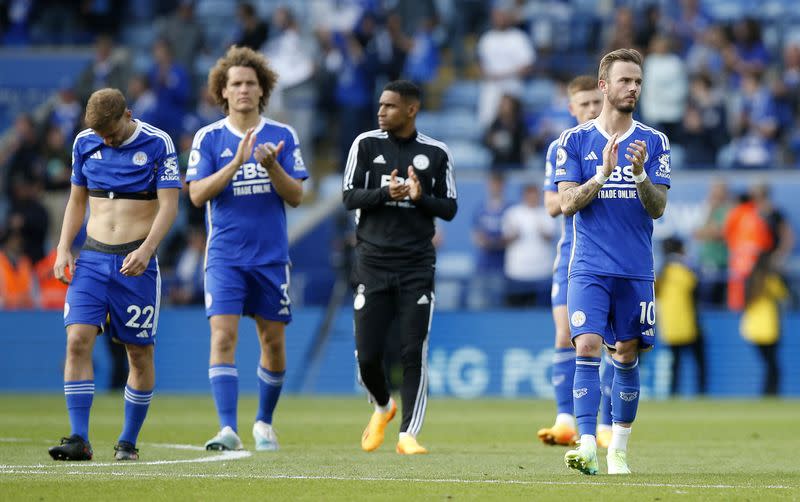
636,179,668,219
558,180,603,216
559,132,619,217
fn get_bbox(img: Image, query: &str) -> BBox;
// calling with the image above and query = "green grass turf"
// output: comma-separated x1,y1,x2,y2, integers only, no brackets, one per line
0,395,798,501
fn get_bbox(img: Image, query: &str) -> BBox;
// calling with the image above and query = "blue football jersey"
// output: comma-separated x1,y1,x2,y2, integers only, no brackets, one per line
544,138,573,277
71,120,181,192
186,117,309,268
554,120,670,280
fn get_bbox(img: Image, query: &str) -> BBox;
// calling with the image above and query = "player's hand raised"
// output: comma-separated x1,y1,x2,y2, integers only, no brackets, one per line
625,140,647,176
234,127,257,165
407,165,422,202
388,169,410,201
601,132,619,177
254,140,285,169
54,247,74,284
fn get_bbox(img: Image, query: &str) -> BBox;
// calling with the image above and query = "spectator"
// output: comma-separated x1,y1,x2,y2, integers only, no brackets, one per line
74,34,130,104
148,38,191,142
634,4,665,52
233,2,269,50
155,0,205,74
726,17,770,84
602,6,636,53
402,16,440,86
41,124,72,192
330,28,378,170
670,0,712,55
741,252,788,396
483,94,529,170
0,230,34,310
48,85,82,146
640,35,687,141
476,6,534,127
730,71,779,169
449,0,489,74
169,226,206,305
3,113,44,200
655,236,706,396
469,171,510,309
750,183,796,271
685,24,728,80
678,73,728,168
7,177,49,264
501,183,555,307
127,74,158,126
723,192,773,311
263,6,316,179
693,180,732,306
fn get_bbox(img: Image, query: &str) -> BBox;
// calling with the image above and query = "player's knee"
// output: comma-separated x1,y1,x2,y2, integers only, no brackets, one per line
65,331,95,358
613,340,639,363
210,329,237,355
573,334,602,356
126,345,154,371
260,331,285,355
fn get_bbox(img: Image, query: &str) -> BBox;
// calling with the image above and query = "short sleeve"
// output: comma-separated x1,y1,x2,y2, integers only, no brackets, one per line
543,140,558,192
278,126,309,181
156,136,182,189
185,130,217,182
646,132,671,188
70,139,87,186
554,133,582,185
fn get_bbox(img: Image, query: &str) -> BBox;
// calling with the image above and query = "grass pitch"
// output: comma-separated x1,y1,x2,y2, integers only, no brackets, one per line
1,395,798,501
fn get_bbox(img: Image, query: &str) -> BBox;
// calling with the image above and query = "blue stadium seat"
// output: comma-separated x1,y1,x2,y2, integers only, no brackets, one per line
447,140,492,171
522,78,556,111
442,81,480,110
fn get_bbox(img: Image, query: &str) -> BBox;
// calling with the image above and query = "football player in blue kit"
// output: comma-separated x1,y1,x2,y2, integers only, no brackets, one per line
186,46,307,452
555,49,670,475
537,75,605,448
49,88,181,461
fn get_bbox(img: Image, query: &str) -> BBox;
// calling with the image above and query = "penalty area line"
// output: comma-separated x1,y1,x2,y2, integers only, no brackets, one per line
0,470,792,490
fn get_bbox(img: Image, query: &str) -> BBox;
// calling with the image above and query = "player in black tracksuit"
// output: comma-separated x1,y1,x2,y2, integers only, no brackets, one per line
342,80,457,454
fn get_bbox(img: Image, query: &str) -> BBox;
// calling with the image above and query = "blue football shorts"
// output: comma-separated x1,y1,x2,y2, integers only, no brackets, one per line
567,273,656,351
204,263,292,323
64,249,160,346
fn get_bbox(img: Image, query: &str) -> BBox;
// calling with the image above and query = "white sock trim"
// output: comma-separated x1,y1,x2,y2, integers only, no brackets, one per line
375,397,394,414
579,434,596,449
555,413,575,427
609,423,631,451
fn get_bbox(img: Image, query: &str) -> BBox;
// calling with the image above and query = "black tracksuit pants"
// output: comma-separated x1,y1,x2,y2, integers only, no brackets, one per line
352,260,434,436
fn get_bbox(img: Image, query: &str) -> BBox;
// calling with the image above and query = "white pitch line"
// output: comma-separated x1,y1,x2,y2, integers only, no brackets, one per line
0,469,792,490
0,438,250,466
0,450,251,468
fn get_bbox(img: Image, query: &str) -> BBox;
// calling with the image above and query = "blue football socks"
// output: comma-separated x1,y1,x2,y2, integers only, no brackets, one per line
553,348,576,415
256,367,285,425
573,357,601,437
611,358,640,424
64,380,94,441
209,364,239,432
599,353,615,427
118,385,153,445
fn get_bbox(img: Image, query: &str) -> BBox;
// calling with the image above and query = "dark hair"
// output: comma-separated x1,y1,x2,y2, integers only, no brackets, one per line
383,80,421,102
208,45,278,114
662,236,684,255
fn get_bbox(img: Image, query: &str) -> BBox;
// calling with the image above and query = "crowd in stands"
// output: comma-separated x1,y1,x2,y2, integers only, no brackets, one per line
1,0,799,310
